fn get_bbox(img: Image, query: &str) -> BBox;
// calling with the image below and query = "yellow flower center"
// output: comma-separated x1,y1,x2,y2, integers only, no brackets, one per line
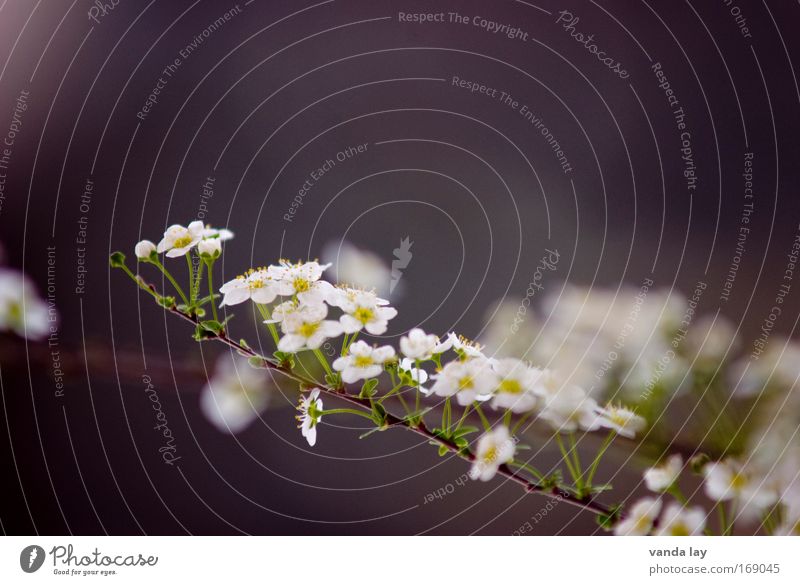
298,322,320,337
669,523,690,536
293,278,310,292
354,307,374,324
483,446,498,463
499,379,523,394
634,515,651,533
173,235,193,248
458,376,474,390
354,355,374,368
730,472,747,491
248,279,265,290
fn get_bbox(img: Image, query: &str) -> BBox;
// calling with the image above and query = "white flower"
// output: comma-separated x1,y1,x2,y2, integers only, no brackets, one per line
263,300,299,324
614,497,662,536
654,503,706,536
219,268,279,306
430,358,496,406
322,240,393,296
332,340,395,384
469,425,515,481
538,385,601,433
434,332,486,359
200,355,270,433
597,404,647,438
296,389,323,446
0,269,50,340
267,260,333,304
490,358,542,413
703,459,778,516
399,357,429,393
134,240,156,259
197,238,221,258
400,328,439,360
329,287,397,335
644,454,683,492
201,226,234,241
156,220,204,257
278,302,343,352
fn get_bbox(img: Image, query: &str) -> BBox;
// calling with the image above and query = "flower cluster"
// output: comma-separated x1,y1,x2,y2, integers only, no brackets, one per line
0,268,50,340
112,225,800,536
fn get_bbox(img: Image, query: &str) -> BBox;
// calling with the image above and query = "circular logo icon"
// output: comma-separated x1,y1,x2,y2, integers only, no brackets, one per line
20,545,45,573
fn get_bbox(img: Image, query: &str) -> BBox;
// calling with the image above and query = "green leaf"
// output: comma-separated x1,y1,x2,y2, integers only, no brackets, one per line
156,295,176,309
452,426,479,438
371,401,387,424
196,293,221,307
590,483,614,494
200,319,224,334
273,351,295,368
595,503,623,532
109,251,126,268
248,356,267,369
325,373,341,388
192,324,216,341
438,444,449,456
360,378,379,398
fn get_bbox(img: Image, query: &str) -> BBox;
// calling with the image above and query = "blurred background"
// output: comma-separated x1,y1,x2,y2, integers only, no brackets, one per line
0,0,799,535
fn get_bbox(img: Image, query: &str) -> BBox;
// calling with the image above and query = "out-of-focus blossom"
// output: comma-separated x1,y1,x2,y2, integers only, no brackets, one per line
322,240,393,296
654,503,706,536
0,269,50,340
614,497,662,536
469,425,515,481
644,454,683,492
200,355,271,433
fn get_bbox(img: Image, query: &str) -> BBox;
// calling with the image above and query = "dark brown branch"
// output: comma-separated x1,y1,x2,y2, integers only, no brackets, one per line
165,304,615,519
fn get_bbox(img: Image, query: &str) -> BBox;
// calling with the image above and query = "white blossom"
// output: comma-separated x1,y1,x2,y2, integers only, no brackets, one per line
134,240,156,259
201,226,234,241
156,221,204,257
296,389,323,446
0,269,50,340
197,238,221,258
267,260,333,304
434,332,487,359
597,404,647,438
469,425,515,481
332,341,395,384
654,503,706,536
278,302,343,352
703,459,778,517
644,454,683,492
329,287,397,335
219,268,279,307
399,357,429,393
200,355,270,433
538,384,601,433
430,358,496,406
614,497,662,536
490,358,542,413
400,328,439,360
322,240,393,296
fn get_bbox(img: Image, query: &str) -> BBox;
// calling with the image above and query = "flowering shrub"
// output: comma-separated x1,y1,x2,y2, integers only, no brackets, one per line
109,221,799,536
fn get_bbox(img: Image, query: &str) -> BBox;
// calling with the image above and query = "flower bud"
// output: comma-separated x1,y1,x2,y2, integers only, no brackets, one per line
134,240,156,260
198,238,222,258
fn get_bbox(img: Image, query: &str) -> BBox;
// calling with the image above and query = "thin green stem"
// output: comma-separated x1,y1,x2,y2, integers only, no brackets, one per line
152,259,188,305
474,404,491,431
568,432,584,494
503,409,512,427
667,484,689,506
507,460,544,481
313,349,333,376
185,255,196,304
511,412,532,436
205,259,218,322
320,408,377,422
121,265,160,300
717,502,729,536
555,433,580,486
193,257,205,303
377,383,404,405
455,404,472,431
585,431,615,488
